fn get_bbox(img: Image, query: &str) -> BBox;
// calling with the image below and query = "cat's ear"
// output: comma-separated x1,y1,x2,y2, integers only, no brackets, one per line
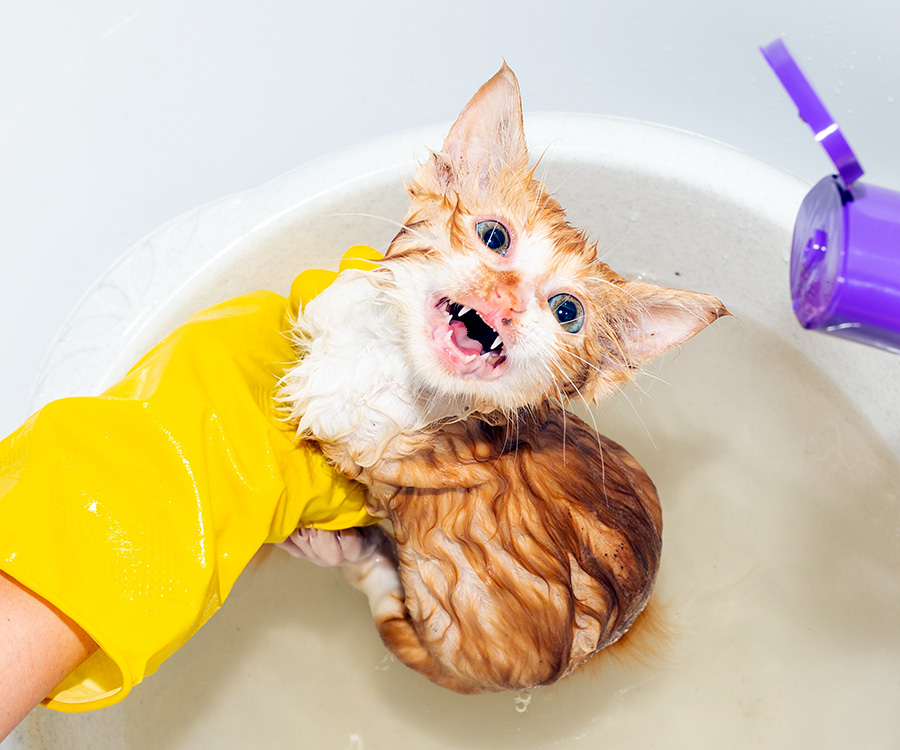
614,282,728,366
422,62,528,192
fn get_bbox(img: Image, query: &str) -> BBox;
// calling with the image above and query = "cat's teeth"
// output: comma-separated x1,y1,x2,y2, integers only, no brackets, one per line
490,335,502,351
457,305,472,316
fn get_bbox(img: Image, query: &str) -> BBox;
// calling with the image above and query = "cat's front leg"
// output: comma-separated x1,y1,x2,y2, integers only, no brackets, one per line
338,526,406,624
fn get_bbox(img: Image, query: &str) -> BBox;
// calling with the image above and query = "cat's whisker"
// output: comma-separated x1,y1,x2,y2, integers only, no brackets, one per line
525,173,566,230
327,211,451,254
547,373,611,506
584,274,649,313
596,225,632,264
568,389,612,507
532,146,556,199
326,211,420,238
536,157,586,211
629,365,672,391
596,174,644,263
566,349,618,384
526,142,584,214
609,384,659,450
546,355,594,413
539,356,573,407
578,398,603,442
510,412,522,470
551,386,570,467
557,395,618,481
571,390,609,464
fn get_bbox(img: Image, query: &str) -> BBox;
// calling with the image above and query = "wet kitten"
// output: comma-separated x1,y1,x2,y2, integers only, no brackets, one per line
278,64,726,693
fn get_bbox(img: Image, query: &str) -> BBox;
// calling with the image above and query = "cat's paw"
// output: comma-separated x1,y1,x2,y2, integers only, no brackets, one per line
276,526,372,567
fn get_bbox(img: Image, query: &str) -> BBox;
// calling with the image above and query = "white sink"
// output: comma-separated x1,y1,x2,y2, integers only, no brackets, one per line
9,115,900,749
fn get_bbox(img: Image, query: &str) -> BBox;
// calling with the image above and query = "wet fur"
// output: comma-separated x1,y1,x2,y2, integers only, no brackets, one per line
355,405,662,692
280,64,726,693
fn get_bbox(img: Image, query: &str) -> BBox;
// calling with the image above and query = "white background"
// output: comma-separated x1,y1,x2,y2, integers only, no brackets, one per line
2,0,900,436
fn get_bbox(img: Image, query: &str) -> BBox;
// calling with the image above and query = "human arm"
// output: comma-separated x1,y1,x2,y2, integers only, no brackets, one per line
0,571,97,742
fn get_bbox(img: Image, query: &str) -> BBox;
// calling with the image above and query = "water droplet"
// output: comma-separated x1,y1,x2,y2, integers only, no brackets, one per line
888,95,895,104
374,653,395,671
514,690,532,713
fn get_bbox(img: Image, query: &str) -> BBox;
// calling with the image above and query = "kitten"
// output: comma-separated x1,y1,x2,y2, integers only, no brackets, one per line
278,63,726,693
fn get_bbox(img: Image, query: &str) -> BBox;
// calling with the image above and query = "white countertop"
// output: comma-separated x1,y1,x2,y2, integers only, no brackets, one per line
2,0,900,435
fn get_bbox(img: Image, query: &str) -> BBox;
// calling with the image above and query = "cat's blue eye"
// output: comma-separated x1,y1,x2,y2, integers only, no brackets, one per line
548,294,584,333
476,220,510,256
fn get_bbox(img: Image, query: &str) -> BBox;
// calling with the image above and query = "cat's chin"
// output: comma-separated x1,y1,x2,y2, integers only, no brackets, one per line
429,342,506,381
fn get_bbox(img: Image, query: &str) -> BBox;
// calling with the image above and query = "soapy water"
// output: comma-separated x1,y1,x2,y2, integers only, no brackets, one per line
22,319,900,750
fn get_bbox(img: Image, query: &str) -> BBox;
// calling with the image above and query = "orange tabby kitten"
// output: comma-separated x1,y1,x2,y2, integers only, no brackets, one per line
278,64,726,693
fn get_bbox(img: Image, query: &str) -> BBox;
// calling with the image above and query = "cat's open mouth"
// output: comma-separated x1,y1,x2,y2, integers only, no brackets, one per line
428,297,507,379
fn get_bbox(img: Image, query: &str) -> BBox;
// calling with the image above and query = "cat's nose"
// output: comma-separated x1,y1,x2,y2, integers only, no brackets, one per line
493,283,524,311
489,283,525,325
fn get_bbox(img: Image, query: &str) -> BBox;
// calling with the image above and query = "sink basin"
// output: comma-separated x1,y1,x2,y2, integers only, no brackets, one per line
9,114,900,749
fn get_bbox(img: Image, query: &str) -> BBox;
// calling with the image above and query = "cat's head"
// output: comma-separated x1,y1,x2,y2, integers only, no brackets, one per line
381,63,726,413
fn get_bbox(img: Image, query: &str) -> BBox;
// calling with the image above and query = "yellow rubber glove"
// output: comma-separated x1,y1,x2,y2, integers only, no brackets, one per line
0,246,382,711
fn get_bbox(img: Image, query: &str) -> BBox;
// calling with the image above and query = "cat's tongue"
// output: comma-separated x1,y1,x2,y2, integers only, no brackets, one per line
427,301,505,380
449,320,484,356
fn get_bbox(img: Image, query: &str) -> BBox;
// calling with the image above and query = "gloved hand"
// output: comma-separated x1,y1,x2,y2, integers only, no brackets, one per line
0,246,381,711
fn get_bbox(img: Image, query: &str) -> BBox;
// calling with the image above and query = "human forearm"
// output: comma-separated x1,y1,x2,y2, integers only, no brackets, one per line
0,570,97,742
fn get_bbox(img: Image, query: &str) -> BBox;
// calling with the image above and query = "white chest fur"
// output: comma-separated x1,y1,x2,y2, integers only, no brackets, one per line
281,270,466,469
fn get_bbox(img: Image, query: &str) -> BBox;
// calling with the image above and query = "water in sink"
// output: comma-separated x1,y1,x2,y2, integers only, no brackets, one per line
23,316,900,750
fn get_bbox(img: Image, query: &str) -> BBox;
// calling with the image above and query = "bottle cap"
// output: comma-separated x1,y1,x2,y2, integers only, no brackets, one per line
762,39,900,352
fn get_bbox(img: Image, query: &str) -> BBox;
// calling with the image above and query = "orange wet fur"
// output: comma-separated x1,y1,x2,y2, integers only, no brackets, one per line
353,404,661,693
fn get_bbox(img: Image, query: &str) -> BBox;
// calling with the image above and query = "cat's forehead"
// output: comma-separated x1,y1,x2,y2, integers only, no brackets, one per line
514,224,591,277
464,169,557,227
